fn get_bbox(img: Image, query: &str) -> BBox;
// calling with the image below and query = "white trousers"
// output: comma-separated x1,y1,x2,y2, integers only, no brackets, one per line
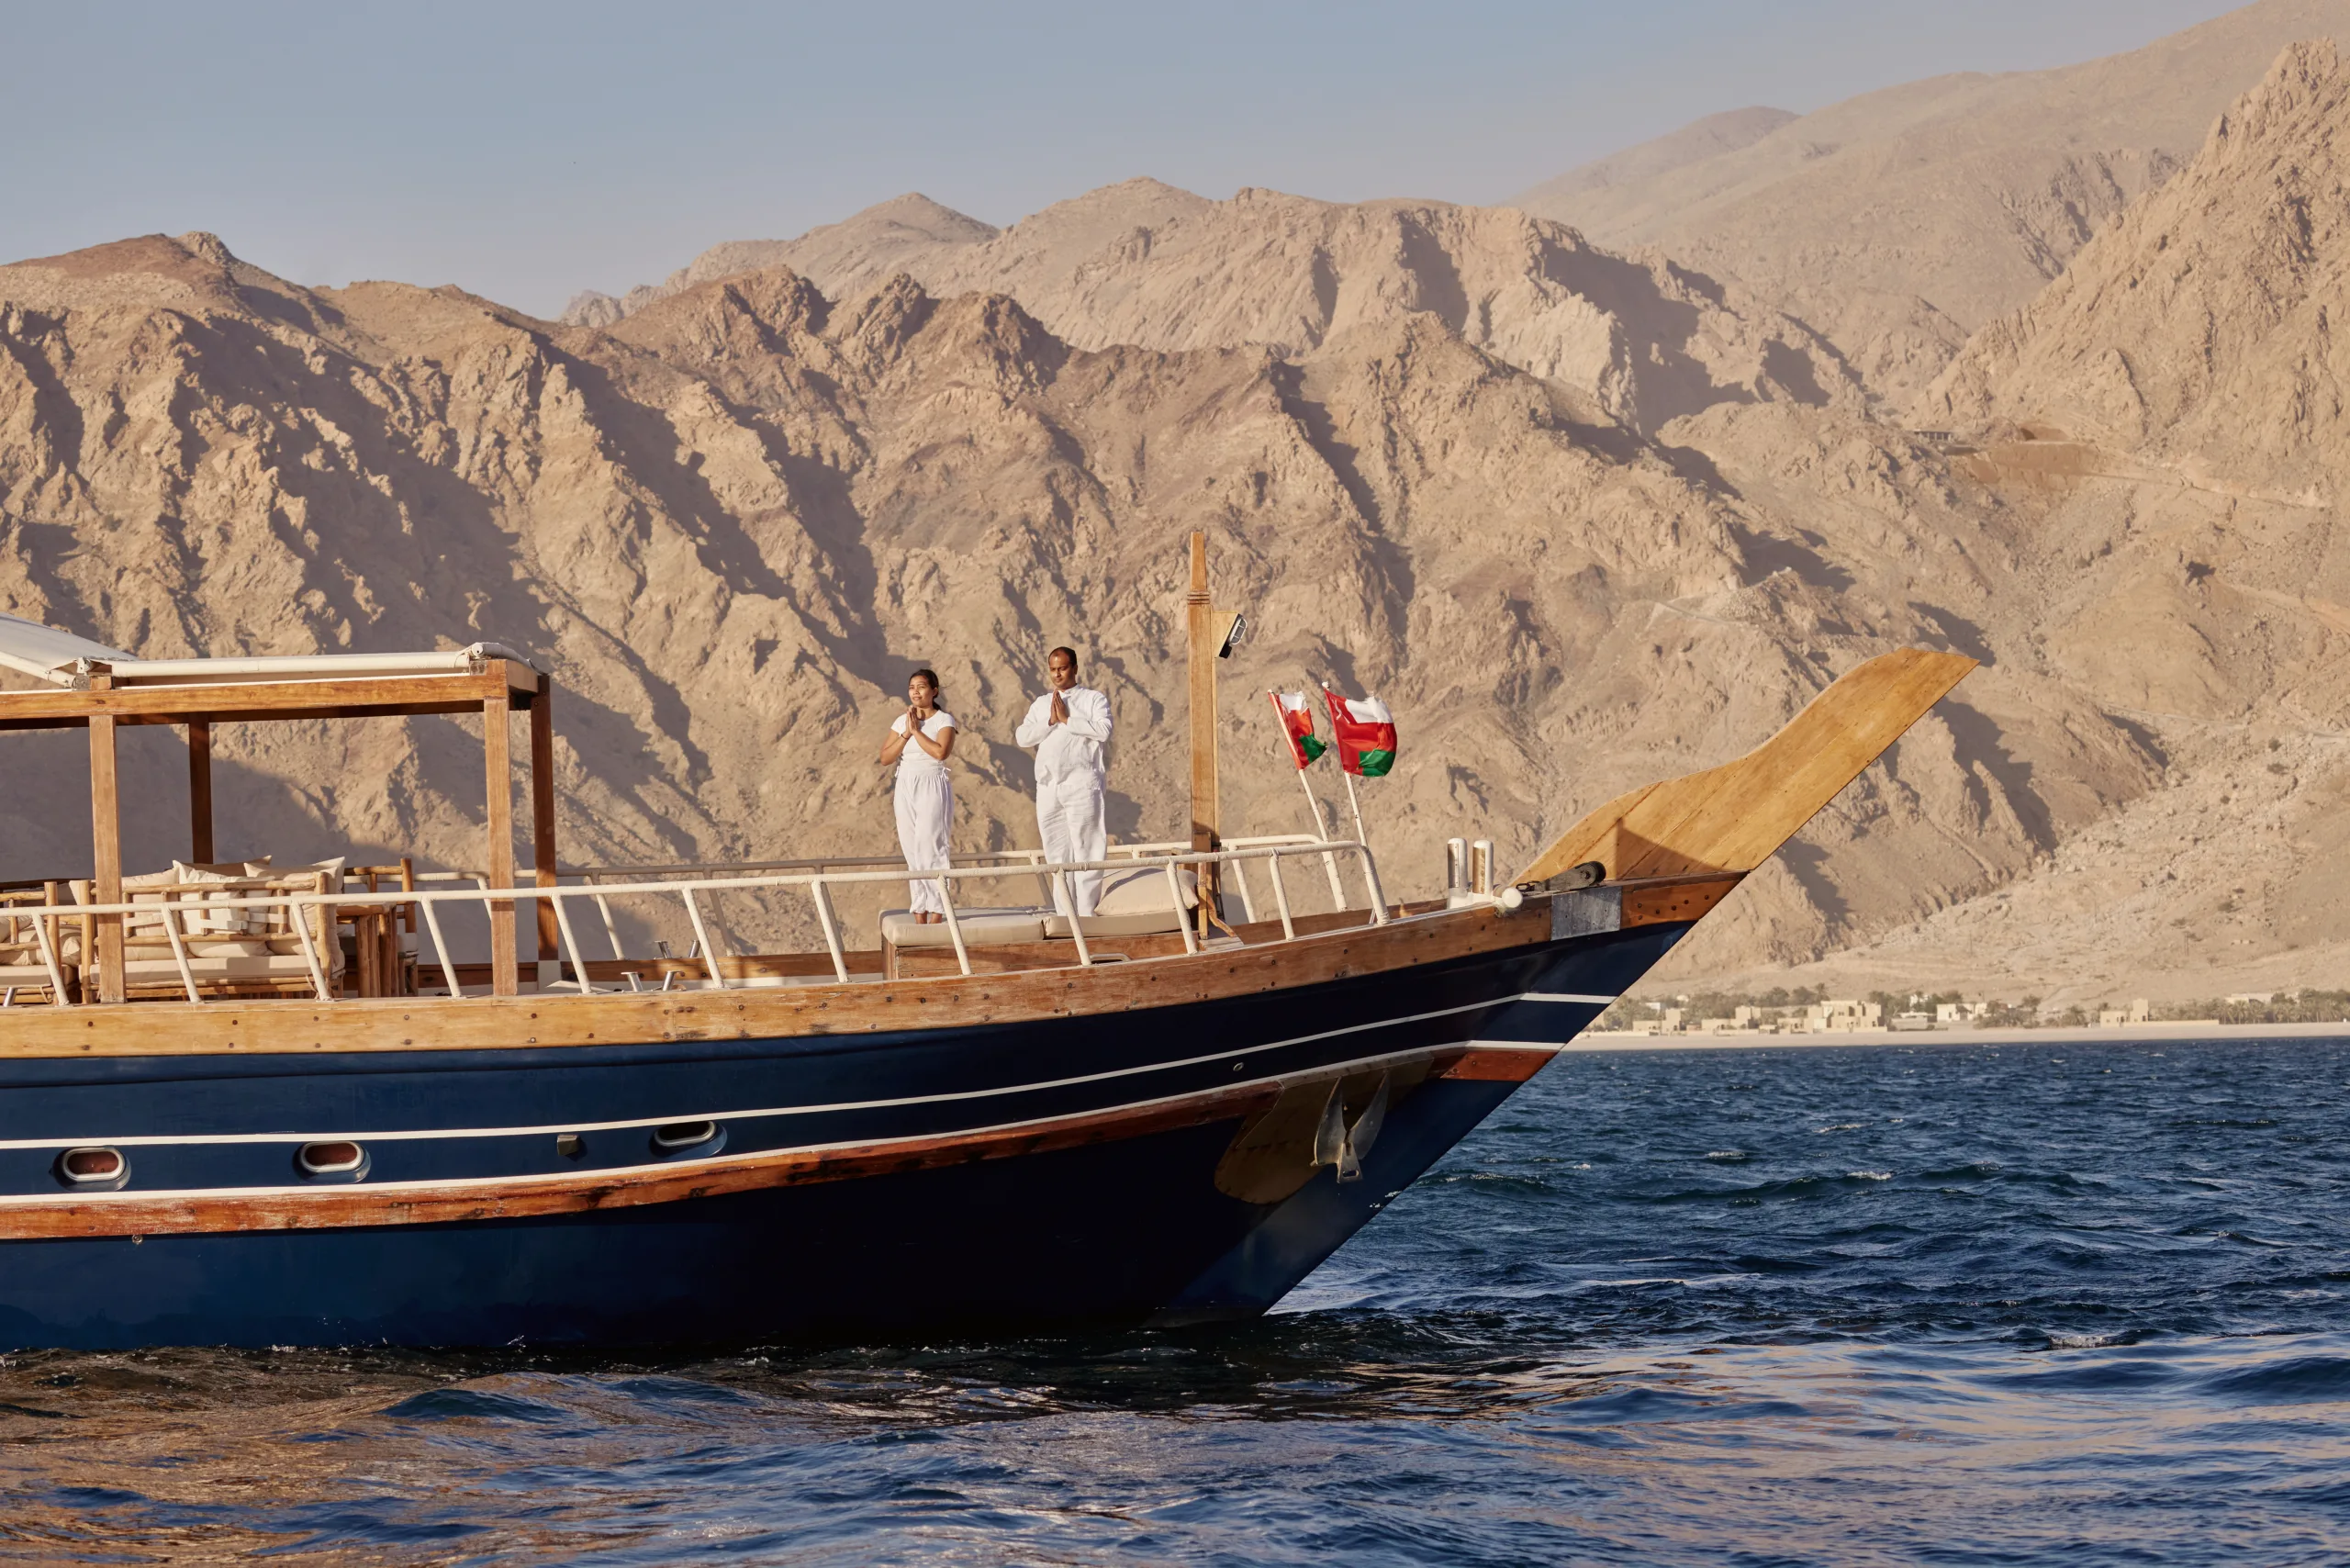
894,769,954,914
1036,772,1108,915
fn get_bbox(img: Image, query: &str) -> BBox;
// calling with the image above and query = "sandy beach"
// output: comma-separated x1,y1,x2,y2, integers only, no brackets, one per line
1566,1020,2350,1052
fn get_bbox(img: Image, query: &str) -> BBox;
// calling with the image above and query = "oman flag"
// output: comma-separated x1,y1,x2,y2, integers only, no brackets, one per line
1323,689,1398,778
1269,691,1326,768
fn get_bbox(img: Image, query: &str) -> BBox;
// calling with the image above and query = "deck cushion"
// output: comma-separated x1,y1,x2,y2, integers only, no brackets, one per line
1097,866,1199,913
121,953,326,980
1040,910,1186,937
880,908,1049,946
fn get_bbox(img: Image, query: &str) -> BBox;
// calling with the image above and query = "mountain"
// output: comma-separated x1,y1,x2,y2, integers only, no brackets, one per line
0,231,2126,980
1510,0,2350,405
1714,38,2350,1004
14,31,2350,1007
562,181,1863,438
562,195,1000,328
1922,39,2350,478
1512,107,1797,209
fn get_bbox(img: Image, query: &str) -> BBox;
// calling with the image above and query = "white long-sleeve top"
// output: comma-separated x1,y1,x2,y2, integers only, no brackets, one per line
1014,686,1113,785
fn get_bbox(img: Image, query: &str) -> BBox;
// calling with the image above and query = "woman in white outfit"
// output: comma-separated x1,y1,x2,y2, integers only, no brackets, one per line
877,668,957,923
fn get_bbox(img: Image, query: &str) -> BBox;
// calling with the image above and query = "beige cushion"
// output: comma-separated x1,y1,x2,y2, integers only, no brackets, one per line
123,938,272,961
166,865,268,936
263,933,341,961
1042,909,1188,938
881,908,1049,947
1096,866,1199,914
122,953,325,980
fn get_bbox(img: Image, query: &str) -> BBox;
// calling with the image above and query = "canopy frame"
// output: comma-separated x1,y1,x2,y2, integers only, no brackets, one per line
0,658,553,1002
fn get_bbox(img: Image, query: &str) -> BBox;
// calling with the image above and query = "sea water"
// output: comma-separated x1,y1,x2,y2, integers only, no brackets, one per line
5,1037,2348,1564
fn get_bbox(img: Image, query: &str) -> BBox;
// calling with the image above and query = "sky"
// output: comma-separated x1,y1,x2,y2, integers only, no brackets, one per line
1,0,2248,319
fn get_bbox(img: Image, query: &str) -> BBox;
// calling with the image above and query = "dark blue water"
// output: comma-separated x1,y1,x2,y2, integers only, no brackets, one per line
7,1038,2350,1564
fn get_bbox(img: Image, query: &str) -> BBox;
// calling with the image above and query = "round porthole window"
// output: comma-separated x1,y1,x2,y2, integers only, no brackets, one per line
55,1147,129,1191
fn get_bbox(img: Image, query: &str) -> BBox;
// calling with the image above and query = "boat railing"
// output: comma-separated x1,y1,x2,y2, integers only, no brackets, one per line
0,837,1391,1005
384,834,1360,979
533,834,1354,937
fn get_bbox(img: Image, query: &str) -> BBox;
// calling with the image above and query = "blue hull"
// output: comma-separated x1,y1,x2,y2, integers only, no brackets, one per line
0,922,1683,1348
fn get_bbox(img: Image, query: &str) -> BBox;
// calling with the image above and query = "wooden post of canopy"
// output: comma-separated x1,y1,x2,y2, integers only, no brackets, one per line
186,719,213,865
484,687,518,996
1186,532,1219,935
87,672,125,1003
530,680,558,966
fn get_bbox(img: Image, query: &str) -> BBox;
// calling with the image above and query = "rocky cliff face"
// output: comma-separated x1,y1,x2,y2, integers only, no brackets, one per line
563,183,1863,439
1736,38,2350,1003
12,34,2350,1002
0,229,2099,970
1512,0,2350,406
1924,39,2350,478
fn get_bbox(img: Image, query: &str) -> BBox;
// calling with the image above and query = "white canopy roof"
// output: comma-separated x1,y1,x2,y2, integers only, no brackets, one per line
0,612,129,682
0,611,535,687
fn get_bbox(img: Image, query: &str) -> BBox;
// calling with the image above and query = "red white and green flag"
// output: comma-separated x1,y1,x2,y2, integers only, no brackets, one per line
1323,689,1398,778
1269,691,1326,768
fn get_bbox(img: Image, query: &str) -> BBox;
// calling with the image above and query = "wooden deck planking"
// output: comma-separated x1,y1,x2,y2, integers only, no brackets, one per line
1518,647,1975,885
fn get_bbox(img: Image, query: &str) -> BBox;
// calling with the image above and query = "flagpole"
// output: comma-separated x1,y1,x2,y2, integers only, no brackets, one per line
1320,679,1374,852
1270,689,1349,911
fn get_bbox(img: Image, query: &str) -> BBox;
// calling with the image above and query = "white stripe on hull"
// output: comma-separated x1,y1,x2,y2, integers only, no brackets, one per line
0,1039,1572,1213
0,992,1611,1153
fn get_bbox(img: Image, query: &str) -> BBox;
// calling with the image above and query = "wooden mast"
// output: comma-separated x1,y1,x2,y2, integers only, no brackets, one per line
484,687,518,995
186,719,213,864
1186,532,1218,931
87,672,125,1004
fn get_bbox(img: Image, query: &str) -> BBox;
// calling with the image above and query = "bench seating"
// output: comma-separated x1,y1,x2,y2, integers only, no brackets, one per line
878,866,1205,974
0,859,350,1000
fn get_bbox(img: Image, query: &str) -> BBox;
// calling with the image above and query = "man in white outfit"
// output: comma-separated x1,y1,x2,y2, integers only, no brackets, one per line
1014,646,1113,916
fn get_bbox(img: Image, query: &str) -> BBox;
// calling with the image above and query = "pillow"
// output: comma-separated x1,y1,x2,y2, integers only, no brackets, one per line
188,938,271,959
119,869,181,939
1096,866,1199,916
171,863,265,936
174,858,273,878
237,860,346,937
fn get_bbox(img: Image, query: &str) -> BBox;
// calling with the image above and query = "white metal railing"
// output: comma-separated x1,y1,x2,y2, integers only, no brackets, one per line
545,834,1356,967
0,838,1391,1006
549,834,1347,925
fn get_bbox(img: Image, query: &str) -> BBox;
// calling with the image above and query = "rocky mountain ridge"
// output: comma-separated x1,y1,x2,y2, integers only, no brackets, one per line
1705,36,2350,1002
568,181,1862,439
8,22,2350,1002
1512,0,2350,405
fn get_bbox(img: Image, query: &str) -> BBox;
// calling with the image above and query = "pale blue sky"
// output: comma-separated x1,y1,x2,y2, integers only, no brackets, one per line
3,0,2242,318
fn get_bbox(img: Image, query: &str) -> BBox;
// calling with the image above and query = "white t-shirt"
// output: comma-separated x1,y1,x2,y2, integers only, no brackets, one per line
891,710,957,783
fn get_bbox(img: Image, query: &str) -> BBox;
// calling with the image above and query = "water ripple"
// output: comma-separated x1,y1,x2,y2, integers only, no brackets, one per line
6,1037,2350,1563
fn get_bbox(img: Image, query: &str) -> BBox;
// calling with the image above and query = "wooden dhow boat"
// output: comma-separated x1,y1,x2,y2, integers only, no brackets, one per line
0,557,1973,1348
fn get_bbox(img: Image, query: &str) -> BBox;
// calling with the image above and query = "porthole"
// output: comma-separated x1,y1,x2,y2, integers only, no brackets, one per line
55,1147,129,1191
650,1120,722,1155
297,1140,368,1180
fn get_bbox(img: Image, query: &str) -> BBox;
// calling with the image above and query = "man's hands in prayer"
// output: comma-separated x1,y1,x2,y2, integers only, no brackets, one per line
1049,690,1069,725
